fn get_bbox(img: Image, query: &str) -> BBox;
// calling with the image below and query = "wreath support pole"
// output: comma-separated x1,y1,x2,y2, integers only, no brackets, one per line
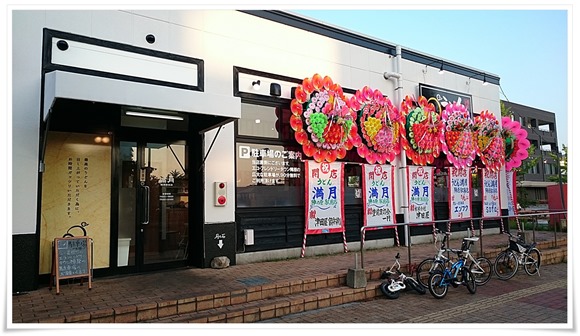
300,232,307,258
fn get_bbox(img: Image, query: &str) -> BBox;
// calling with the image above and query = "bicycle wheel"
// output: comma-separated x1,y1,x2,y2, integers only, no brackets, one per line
404,277,426,295
428,271,448,299
523,248,541,276
415,258,445,289
379,280,400,299
462,268,477,294
494,250,518,280
469,257,493,285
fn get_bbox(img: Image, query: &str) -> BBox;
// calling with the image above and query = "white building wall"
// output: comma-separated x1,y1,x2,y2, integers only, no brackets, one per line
12,9,505,235
12,11,45,234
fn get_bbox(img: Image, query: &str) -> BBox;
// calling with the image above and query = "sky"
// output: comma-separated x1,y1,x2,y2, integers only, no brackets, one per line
292,9,570,150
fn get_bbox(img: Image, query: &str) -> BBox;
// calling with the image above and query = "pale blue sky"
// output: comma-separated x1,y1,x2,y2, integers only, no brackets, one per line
293,9,569,150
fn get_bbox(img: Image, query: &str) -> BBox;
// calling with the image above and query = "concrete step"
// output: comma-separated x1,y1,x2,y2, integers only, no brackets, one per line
148,280,387,323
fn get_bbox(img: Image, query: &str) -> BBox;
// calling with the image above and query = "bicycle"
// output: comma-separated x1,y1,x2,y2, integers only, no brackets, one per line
415,229,452,289
427,248,477,299
459,236,493,286
380,252,426,299
493,231,541,280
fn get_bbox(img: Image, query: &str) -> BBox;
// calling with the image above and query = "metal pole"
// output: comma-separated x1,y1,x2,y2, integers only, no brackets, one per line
556,147,566,210
407,224,412,273
537,135,545,181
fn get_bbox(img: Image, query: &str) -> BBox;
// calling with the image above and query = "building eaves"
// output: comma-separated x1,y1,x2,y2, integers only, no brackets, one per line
240,10,500,85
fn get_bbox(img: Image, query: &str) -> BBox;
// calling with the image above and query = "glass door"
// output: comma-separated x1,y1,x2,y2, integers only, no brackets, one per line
117,140,189,269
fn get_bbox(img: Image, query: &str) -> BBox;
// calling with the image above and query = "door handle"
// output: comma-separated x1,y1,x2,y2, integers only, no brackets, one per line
142,185,150,225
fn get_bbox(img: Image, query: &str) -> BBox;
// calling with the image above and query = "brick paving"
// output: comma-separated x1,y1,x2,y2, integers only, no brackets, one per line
262,263,568,324
9,230,567,325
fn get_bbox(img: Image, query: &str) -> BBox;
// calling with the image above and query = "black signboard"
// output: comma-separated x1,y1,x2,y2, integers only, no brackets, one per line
419,84,473,116
51,236,92,294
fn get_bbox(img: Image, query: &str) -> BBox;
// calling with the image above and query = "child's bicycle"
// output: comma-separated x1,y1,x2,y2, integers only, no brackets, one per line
380,252,426,299
427,248,477,299
493,231,541,280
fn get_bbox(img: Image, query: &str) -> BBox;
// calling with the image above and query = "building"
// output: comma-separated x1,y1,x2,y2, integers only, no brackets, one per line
12,9,508,293
503,100,561,206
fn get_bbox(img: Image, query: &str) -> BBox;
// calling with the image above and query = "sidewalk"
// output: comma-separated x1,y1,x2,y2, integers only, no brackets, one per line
10,230,567,324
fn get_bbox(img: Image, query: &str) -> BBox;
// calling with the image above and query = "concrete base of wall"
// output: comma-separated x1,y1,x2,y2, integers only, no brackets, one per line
236,238,395,265
236,228,500,265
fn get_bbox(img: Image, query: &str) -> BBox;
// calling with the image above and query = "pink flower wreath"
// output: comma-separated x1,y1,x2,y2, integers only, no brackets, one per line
348,86,401,164
502,116,531,171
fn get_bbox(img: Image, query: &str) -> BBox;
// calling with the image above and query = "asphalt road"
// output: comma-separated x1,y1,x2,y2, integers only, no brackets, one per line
258,263,569,326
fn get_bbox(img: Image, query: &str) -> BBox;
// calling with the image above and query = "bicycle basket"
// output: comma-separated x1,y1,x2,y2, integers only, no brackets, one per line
509,239,527,253
460,240,472,251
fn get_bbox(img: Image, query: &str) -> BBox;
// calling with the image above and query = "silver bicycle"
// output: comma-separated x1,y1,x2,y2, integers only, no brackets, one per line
459,236,493,285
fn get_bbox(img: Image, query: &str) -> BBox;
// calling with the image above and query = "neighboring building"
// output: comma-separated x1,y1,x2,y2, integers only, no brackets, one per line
503,101,561,205
12,9,507,293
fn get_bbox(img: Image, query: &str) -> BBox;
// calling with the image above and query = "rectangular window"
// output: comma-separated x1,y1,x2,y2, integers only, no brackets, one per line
237,103,279,138
236,142,304,207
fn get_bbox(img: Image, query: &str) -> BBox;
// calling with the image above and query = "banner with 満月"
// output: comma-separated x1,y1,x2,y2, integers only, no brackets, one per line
482,168,501,218
448,167,472,220
304,161,344,234
363,164,395,228
407,166,434,223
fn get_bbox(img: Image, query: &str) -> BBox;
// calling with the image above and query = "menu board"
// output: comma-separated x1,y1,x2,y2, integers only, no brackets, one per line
52,237,92,294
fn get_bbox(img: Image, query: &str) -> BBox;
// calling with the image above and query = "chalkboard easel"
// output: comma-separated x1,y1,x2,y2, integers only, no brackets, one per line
49,236,93,294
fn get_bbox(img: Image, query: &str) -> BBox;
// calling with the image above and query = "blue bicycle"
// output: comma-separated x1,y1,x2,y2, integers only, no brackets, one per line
427,249,477,299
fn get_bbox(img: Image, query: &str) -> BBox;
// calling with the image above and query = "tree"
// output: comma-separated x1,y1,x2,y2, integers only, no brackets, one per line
547,144,567,183
500,101,512,117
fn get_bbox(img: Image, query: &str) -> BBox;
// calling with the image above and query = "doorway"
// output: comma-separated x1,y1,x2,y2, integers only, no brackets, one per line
117,139,189,270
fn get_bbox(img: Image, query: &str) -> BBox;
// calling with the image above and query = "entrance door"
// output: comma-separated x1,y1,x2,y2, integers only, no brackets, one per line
117,139,189,270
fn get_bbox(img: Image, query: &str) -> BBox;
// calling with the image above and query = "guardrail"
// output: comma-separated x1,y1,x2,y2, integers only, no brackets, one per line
358,210,567,270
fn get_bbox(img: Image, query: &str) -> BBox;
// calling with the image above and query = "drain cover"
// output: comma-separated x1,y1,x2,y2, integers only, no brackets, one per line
237,276,271,286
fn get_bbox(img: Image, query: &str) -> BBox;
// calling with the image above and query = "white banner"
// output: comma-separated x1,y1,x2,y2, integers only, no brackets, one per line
448,167,472,220
506,170,517,216
482,168,501,218
305,161,344,234
407,166,434,223
363,164,396,227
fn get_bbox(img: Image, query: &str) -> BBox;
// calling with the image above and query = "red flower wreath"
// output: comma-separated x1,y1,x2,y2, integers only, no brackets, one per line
472,111,505,172
348,86,401,164
440,102,476,168
400,95,442,165
289,74,359,163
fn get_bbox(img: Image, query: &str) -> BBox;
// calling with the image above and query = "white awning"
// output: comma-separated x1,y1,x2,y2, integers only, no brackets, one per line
43,70,241,129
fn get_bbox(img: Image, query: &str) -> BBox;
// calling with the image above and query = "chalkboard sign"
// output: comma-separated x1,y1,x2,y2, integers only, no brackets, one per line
52,236,92,294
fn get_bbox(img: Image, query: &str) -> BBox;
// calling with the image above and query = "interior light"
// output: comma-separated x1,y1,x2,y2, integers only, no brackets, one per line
255,119,261,124
125,111,184,121
252,80,261,90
